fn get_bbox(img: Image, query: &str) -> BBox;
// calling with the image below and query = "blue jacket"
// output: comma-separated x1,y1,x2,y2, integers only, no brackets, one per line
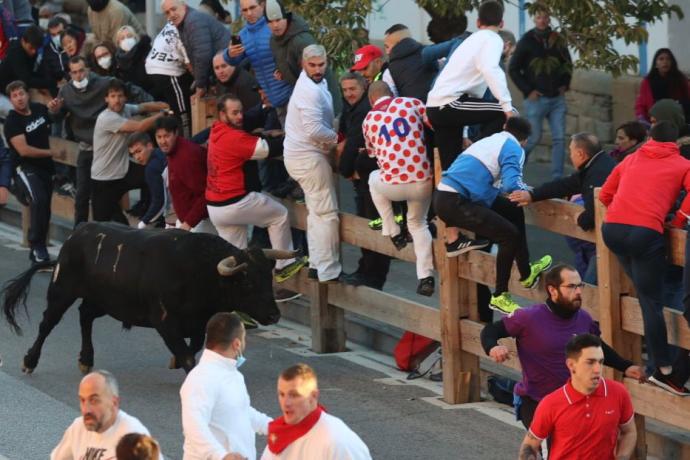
440,131,528,207
141,149,168,225
224,16,292,108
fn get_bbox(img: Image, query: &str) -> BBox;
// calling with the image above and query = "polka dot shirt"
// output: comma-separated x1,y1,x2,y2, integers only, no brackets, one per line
363,96,431,185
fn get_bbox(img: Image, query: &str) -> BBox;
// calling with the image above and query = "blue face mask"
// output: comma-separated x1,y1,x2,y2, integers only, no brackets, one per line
236,351,246,368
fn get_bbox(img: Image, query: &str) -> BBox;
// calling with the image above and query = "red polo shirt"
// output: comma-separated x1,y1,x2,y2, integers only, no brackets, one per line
529,378,634,460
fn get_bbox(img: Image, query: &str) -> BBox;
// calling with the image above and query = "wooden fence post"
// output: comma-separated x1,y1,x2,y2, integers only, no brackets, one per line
594,189,646,459
434,149,480,403
309,282,346,353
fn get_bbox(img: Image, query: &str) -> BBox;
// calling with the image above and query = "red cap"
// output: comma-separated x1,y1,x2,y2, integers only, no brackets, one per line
351,44,383,71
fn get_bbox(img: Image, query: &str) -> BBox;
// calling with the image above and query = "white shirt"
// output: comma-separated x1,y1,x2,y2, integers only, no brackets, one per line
284,71,337,160
260,412,371,460
180,349,272,460
145,22,190,77
426,29,513,112
50,410,158,460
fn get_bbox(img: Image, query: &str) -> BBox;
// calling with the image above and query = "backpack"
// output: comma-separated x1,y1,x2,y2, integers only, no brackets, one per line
393,331,440,372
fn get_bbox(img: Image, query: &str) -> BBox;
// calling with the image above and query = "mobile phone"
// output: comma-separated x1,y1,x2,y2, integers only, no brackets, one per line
231,35,242,46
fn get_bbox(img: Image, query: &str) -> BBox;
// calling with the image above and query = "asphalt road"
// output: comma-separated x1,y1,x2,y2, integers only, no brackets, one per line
0,222,527,460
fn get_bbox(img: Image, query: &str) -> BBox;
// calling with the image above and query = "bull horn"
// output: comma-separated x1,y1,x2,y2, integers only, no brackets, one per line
262,249,299,260
217,256,248,276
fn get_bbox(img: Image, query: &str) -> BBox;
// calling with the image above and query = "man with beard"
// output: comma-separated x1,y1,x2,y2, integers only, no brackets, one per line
283,44,340,283
51,370,160,460
480,264,645,430
206,93,307,282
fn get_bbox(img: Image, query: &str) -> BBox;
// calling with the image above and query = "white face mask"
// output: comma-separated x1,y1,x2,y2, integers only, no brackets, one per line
119,37,137,52
39,18,50,29
72,77,89,90
51,34,61,48
97,55,112,70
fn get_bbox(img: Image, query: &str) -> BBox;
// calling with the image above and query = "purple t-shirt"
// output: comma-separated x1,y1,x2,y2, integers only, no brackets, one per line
503,304,599,401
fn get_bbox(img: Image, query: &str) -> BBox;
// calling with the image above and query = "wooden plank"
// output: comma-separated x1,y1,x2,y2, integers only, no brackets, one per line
280,269,441,341
668,228,686,267
49,137,79,167
51,193,75,221
309,279,345,353
624,377,690,432
456,250,599,320
460,319,521,372
621,296,690,350
524,199,596,243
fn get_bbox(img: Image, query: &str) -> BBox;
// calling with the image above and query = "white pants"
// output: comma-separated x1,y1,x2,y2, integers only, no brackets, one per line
207,192,294,269
174,218,217,234
285,155,341,281
369,170,434,279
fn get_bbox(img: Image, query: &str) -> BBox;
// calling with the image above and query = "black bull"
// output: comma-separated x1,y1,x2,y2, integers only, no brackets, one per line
2,222,294,374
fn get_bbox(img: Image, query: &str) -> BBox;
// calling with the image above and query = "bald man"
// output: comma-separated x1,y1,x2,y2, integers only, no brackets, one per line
51,370,160,460
162,0,231,98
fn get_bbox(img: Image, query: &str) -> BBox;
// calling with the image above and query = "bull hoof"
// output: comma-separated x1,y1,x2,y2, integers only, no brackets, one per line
21,363,34,375
78,362,92,375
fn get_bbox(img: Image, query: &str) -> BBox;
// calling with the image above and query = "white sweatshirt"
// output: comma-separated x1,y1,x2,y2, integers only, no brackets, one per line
260,412,371,460
50,410,158,460
284,71,337,160
145,22,190,77
180,349,272,460
426,29,513,112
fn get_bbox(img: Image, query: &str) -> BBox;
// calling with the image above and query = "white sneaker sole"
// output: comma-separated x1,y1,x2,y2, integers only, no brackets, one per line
275,293,302,303
648,375,690,396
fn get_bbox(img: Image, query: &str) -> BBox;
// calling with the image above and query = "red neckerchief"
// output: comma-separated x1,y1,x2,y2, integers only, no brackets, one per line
267,405,325,454
372,96,393,112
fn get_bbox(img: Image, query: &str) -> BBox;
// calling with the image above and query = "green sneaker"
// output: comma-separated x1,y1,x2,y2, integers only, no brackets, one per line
520,255,553,289
368,214,404,231
489,292,521,315
275,256,308,283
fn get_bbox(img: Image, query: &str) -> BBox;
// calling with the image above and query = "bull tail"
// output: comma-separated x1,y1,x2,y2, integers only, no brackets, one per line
2,260,57,335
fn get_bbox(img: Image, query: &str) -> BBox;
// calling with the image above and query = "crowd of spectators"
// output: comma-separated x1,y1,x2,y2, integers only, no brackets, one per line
3,0,690,457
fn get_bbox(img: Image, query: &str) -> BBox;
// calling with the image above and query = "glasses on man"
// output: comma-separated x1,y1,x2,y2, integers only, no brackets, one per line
560,283,585,291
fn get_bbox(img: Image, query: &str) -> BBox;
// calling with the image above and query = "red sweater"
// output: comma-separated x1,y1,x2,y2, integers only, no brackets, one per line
206,121,258,203
166,136,208,227
634,77,690,123
599,139,690,233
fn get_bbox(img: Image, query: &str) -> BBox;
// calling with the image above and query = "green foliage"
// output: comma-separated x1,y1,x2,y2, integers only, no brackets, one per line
525,0,684,76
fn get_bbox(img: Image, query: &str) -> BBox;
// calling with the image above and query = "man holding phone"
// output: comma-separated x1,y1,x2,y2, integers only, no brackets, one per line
223,0,292,126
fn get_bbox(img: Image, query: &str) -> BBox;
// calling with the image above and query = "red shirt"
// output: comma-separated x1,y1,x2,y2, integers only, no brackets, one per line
206,121,259,203
530,378,634,460
599,139,690,232
166,136,208,227
362,96,431,185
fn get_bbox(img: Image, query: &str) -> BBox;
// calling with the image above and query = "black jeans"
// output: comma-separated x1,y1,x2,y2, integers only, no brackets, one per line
427,96,507,170
16,167,52,248
74,149,92,226
149,73,193,138
434,191,530,294
353,178,390,288
91,163,146,224
603,223,675,368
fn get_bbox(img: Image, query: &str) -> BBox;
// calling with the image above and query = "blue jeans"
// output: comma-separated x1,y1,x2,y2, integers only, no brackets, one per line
602,223,673,368
524,95,567,179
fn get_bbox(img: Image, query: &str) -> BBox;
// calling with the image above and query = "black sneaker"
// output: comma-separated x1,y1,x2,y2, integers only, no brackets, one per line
274,288,302,303
445,235,490,257
648,369,690,396
416,276,435,296
391,232,408,251
308,268,318,280
29,246,50,264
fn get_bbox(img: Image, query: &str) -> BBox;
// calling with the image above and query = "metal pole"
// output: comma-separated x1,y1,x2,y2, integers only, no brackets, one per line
146,0,158,37
518,0,526,38
638,22,648,76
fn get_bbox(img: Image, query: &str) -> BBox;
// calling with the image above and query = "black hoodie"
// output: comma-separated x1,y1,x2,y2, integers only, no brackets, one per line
387,37,436,102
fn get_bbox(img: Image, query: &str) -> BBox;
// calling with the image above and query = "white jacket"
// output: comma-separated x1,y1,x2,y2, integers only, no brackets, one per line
284,71,337,160
145,22,190,77
260,412,371,460
180,349,272,460
427,29,513,112
50,410,158,460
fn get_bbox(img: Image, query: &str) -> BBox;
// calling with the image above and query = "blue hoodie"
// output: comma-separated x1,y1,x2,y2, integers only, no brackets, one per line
440,131,528,207
224,16,293,108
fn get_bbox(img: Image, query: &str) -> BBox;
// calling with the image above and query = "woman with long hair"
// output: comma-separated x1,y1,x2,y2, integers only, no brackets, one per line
635,48,690,125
